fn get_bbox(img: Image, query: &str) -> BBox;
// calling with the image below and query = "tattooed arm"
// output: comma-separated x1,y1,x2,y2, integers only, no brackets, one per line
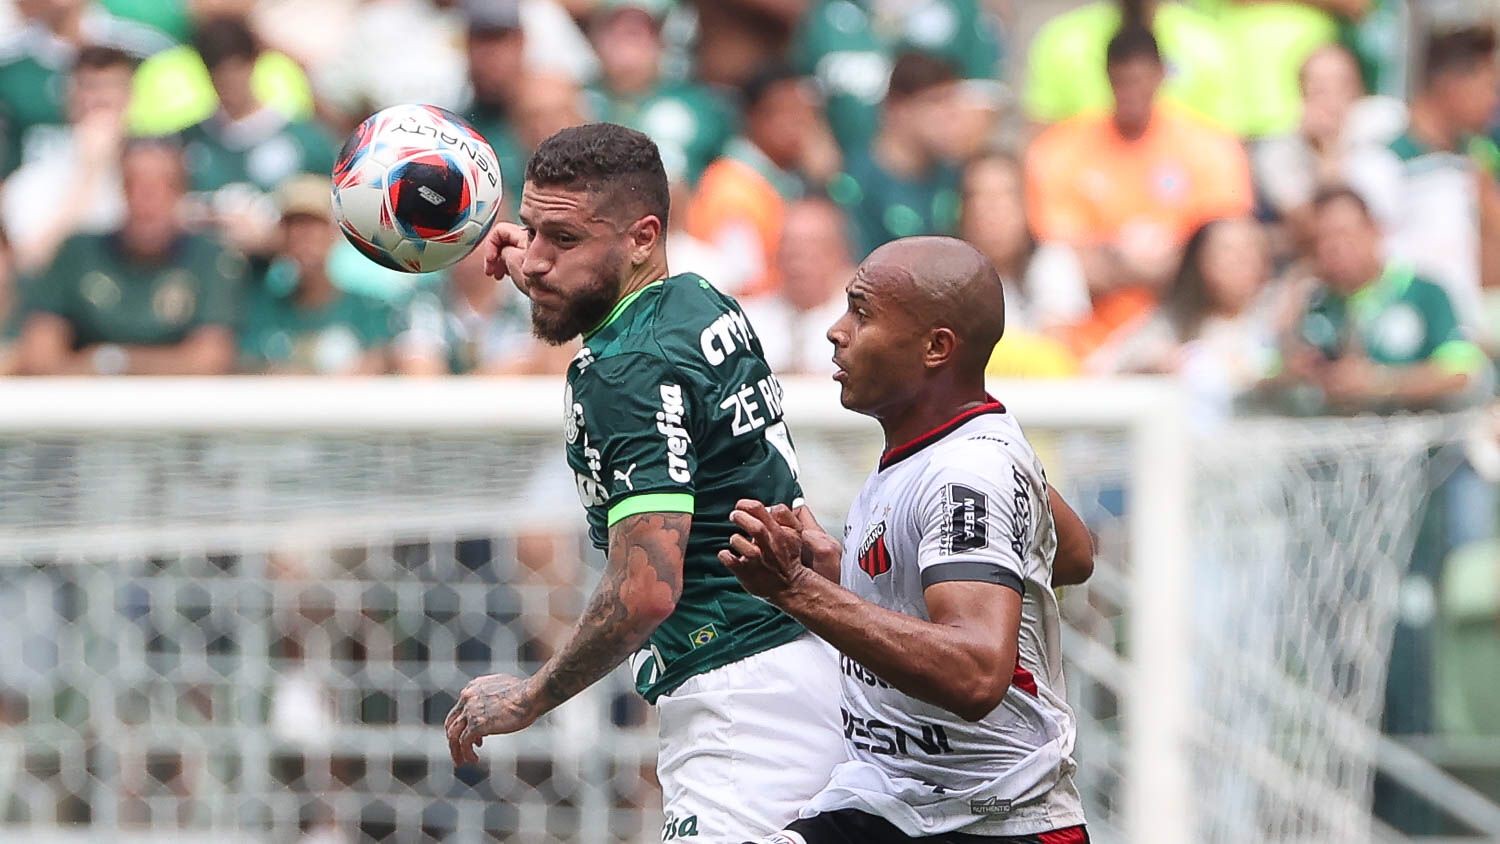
445,511,689,765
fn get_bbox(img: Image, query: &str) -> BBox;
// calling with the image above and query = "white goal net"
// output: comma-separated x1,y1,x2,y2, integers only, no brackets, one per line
0,377,1483,843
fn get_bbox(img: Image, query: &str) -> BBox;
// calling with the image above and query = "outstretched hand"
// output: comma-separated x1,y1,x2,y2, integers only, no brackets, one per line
718,499,812,601
443,672,541,767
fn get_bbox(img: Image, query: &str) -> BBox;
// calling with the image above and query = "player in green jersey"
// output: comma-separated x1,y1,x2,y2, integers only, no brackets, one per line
444,123,844,841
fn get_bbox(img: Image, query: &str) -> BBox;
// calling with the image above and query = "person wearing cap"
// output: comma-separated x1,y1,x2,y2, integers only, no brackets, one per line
458,0,531,201
238,174,396,375
585,0,732,184
15,137,244,376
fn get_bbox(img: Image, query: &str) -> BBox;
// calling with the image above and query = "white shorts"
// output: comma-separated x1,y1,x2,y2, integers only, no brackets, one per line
656,633,846,843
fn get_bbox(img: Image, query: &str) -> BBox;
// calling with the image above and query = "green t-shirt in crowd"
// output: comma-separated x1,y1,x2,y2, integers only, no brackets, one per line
1298,263,1485,373
100,0,190,43
586,80,733,183
22,233,246,348
1025,1,1237,131
830,149,960,257
240,265,397,373
0,20,169,177
181,110,337,194
564,273,806,702
463,103,527,206
792,0,1001,154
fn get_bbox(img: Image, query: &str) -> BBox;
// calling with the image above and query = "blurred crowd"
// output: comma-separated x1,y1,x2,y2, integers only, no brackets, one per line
0,0,1493,425
3,0,1500,835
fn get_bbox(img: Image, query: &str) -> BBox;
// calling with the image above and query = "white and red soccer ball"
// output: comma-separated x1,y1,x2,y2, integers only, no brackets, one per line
332,104,504,273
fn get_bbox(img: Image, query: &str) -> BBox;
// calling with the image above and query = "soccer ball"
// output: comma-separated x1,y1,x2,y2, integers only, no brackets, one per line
331,104,504,273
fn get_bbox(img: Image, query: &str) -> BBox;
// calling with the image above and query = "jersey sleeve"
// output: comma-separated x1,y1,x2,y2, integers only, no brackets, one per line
913,446,1040,597
576,354,699,527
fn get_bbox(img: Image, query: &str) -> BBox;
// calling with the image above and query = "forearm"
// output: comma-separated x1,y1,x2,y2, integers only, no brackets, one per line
1387,365,1473,408
117,333,236,375
529,512,687,713
774,570,1006,720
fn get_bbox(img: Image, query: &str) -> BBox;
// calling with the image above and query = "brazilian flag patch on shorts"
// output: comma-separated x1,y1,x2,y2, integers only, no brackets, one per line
688,624,718,649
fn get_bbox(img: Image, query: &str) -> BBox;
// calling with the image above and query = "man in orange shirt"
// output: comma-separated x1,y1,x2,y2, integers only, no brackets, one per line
1026,25,1253,361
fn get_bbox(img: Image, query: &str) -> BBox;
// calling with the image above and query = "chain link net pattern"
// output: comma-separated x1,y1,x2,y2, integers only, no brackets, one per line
0,409,1474,842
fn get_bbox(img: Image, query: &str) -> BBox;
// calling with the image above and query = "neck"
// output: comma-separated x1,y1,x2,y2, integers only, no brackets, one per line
49,8,84,42
295,274,337,308
220,97,260,123
615,249,671,303
874,129,931,179
878,383,990,454
1408,99,1459,151
1112,114,1150,142
458,281,497,313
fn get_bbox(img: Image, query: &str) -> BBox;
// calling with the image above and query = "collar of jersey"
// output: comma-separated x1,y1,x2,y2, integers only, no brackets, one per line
1347,262,1415,322
584,278,666,340
878,396,1007,472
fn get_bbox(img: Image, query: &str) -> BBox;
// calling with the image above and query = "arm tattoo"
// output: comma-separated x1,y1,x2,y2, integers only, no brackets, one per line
535,511,689,710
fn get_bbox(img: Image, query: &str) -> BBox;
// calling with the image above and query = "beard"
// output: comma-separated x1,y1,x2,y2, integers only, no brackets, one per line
529,253,621,345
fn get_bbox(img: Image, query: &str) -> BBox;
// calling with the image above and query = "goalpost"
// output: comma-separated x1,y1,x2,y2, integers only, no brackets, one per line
0,376,1478,842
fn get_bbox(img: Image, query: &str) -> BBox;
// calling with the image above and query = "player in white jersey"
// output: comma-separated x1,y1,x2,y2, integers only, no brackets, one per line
722,237,1090,843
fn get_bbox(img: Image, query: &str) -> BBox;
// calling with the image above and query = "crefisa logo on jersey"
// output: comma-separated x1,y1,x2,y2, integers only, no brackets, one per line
656,384,692,483
857,520,891,579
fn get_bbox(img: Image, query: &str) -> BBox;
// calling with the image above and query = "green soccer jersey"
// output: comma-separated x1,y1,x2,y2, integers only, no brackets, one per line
585,80,733,183
1297,264,1485,374
830,148,960,257
22,233,246,348
0,44,68,179
564,273,806,702
181,110,337,194
240,264,397,373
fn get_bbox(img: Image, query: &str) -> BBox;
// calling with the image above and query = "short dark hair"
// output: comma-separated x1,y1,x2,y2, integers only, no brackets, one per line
1312,184,1373,220
1106,25,1161,68
74,45,137,74
886,52,959,101
740,63,805,113
525,122,671,228
193,15,259,71
1422,25,1497,88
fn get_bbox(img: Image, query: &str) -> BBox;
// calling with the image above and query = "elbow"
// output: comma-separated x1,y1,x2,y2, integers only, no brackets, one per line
950,663,1011,722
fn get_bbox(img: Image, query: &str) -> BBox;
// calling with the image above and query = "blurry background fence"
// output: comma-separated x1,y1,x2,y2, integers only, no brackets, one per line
0,378,1496,843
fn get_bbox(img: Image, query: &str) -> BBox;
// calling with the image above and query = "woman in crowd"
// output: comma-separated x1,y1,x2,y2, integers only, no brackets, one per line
1094,216,1282,423
960,151,1089,376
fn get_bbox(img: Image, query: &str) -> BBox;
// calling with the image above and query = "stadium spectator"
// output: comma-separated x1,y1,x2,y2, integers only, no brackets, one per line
14,137,244,376
0,0,169,178
181,15,336,257
395,248,568,376
315,0,469,130
686,0,801,89
457,0,529,195
741,195,853,377
1277,188,1486,415
1027,25,1253,362
1025,0,1234,131
1204,0,1362,139
829,52,971,257
959,151,1088,336
126,3,316,138
0,45,134,275
513,72,592,156
239,175,396,375
585,0,731,185
1253,44,1406,254
685,64,836,298
790,0,1003,154
1096,217,1280,422
1348,26,1500,341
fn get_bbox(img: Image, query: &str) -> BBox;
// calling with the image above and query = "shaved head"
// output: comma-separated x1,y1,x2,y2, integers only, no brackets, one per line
861,236,1006,373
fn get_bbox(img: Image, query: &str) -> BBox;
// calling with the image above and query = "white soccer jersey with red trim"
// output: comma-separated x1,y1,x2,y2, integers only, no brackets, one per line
804,399,1086,837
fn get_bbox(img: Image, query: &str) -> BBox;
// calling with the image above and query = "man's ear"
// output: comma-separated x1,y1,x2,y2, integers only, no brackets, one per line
628,215,663,265
925,327,958,370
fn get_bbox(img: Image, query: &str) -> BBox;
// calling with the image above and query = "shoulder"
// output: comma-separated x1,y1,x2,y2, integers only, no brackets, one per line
1406,275,1457,307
